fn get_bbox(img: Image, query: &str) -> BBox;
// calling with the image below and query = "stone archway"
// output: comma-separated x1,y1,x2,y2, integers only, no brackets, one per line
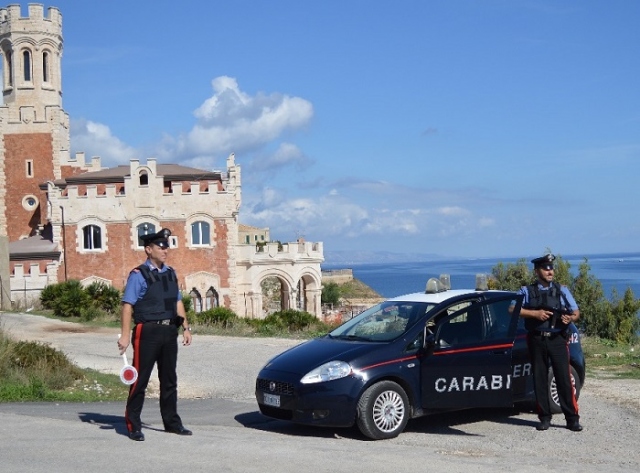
244,267,322,319
234,241,324,319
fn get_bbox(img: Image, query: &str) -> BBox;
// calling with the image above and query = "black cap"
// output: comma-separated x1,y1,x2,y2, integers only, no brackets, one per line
531,253,555,267
140,228,172,248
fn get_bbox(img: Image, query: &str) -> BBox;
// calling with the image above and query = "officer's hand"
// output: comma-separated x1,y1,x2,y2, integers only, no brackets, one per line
537,309,552,321
182,330,192,347
117,335,129,355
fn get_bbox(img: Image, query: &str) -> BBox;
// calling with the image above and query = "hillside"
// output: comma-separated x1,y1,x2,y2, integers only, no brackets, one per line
337,278,384,304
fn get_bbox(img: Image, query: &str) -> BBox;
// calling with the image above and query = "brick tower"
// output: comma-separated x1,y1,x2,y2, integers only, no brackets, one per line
0,4,69,308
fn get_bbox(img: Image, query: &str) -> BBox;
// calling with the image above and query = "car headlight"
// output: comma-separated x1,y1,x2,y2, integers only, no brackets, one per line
300,361,352,384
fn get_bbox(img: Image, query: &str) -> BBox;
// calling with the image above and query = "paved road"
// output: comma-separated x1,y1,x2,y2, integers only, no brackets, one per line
1,312,639,472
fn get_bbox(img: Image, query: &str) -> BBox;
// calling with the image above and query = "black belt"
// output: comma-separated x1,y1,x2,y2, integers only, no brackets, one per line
145,319,174,326
532,330,561,337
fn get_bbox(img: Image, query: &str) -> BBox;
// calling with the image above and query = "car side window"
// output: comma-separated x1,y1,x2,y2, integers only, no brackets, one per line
437,304,484,347
484,299,516,341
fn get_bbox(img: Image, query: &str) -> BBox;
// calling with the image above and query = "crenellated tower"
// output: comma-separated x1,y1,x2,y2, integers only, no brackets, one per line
0,4,70,224
0,4,67,308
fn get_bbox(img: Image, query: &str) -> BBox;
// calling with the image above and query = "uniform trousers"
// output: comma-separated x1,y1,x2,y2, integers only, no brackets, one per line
125,322,183,433
527,331,579,423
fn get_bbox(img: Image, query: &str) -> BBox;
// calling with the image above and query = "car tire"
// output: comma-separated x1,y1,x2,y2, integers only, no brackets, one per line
548,365,581,414
356,380,409,440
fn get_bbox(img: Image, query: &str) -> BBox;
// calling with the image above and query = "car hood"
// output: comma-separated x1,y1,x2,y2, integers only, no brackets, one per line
262,337,376,376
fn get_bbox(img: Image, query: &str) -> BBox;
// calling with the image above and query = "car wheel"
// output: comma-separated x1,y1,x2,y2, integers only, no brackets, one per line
548,366,581,414
356,380,409,440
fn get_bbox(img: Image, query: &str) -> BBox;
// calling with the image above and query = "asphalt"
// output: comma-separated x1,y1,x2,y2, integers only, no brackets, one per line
0,312,308,472
2,312,640,473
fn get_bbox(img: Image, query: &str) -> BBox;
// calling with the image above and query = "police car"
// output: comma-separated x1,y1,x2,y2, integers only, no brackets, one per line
255,275,585,440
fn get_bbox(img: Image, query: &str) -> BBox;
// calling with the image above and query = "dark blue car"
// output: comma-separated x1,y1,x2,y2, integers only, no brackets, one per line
256,278,585,439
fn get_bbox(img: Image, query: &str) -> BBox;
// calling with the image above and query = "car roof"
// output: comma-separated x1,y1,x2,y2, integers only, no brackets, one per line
386,289,513,304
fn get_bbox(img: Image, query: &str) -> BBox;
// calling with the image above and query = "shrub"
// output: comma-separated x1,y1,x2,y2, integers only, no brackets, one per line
264,309,318,331
40,282,66,310
85,282,121,314
321,282,341,305
181,293,192,314
40,280,120,319
10,340,75,370
54,280,91,318
80,305,103,322
196,307,237,327
0,333,86,401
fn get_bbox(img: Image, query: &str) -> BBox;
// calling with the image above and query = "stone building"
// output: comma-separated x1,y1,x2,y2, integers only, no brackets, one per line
0,4,323,317
238,223,270,246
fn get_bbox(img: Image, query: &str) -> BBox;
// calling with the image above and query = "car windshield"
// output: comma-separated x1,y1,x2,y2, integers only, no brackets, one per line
329,300,436,342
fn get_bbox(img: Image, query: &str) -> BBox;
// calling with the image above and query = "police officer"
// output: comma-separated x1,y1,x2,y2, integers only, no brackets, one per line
518,254,582,432
117,228,193,441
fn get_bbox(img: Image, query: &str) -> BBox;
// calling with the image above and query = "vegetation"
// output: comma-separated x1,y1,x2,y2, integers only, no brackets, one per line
321,277,382,307
580,336,640,380
189,308,336,339
194,307,237,327
321,282,341,305
4,261,633,403
40,280,122,322
0,328,128,402
337,278,382,300
489,254,640,344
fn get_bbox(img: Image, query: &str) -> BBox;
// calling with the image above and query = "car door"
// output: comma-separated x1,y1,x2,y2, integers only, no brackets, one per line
420,294,522,409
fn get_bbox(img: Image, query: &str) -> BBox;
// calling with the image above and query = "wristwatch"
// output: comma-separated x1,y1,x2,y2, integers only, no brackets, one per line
184,326,192,331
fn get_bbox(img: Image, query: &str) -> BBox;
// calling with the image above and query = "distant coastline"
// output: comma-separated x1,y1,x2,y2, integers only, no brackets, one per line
323,250,640,266
322,252,640,299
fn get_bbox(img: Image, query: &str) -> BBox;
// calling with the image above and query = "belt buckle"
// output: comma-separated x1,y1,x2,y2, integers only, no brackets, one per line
542,331,551,337
161,319,171,325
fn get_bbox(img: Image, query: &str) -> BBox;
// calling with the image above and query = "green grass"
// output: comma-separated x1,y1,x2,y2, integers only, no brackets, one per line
581,336,640,380
0,328,128,403
338,278,383,300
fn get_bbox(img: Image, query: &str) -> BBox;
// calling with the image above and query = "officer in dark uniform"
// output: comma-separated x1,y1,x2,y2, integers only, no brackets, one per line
117,228,193,441
518,254,582,432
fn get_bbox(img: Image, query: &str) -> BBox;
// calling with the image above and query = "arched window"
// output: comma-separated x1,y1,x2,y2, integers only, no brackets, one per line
6,51,13,86
139,171,148,186
190,288,202,313
83,225,102,250
42,51,49,82
137,222,156,247
191,221,210,246
205,287,219,310
23,50,31,82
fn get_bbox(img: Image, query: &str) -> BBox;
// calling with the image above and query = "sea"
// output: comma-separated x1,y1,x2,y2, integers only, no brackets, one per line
322,252,640,299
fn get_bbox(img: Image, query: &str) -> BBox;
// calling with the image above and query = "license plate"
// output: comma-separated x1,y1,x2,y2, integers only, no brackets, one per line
263,393,280,407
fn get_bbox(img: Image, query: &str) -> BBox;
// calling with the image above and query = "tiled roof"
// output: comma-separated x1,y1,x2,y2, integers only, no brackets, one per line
9,235,60,260
56,164,222,185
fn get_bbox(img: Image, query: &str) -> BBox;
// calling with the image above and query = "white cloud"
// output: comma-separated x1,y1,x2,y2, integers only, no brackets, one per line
70,118,138,165
435,206,469,217
70,76,315,173
161,76,314,163
242,181,500,247
247,142,314,173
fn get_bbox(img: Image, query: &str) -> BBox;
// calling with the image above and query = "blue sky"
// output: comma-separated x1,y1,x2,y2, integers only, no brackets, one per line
8,1,640,259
